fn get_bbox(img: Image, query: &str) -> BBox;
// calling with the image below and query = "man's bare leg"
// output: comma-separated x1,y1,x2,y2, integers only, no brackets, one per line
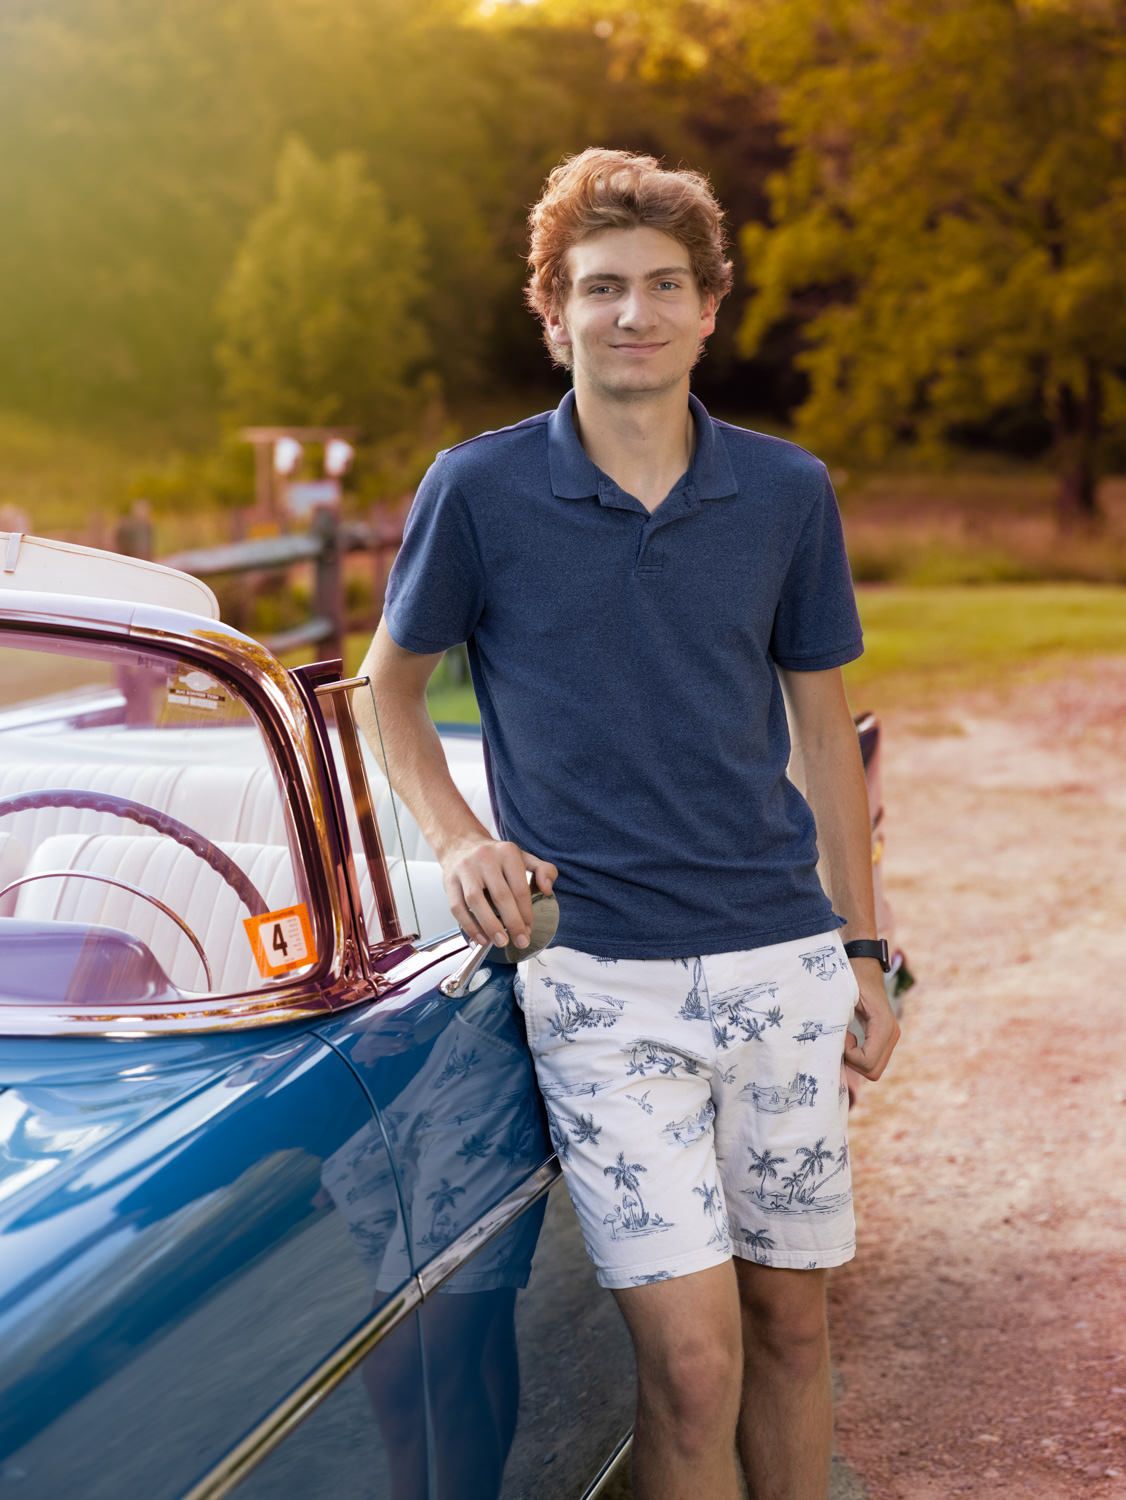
612,1262,744,1500
733,1260,833,1500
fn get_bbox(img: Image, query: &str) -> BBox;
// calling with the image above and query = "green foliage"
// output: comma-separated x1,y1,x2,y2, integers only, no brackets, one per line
127,430,256,513
728,0,1126,510
215,135,429,433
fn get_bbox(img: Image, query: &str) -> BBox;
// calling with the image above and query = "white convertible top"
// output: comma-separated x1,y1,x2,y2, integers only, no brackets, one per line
0,532,219,620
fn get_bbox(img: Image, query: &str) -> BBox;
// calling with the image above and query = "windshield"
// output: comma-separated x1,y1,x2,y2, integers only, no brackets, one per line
0,631,318,1010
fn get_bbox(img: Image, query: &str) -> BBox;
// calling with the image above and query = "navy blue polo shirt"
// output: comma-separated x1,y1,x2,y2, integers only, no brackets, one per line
383,387,864,958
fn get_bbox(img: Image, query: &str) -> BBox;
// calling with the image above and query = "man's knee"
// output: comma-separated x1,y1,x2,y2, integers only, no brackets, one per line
736,1262,830,1376
637,1330,743,1441
615,1267,743,1442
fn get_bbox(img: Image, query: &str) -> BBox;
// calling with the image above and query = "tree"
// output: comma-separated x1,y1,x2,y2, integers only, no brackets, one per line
216,135,429,433
734,0,1126,527
538,0,1126,525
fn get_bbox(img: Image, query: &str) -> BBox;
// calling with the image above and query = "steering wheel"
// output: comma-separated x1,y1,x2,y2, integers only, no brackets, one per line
0,789,271,990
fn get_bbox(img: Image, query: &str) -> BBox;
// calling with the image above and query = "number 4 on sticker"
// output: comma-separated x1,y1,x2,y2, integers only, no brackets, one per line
244,903,317,978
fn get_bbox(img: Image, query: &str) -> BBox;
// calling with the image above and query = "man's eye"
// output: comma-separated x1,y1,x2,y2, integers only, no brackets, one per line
589,285,615,295
657,281,680,291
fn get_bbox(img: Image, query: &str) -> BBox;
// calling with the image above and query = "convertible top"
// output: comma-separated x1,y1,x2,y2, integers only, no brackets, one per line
1,532,219,620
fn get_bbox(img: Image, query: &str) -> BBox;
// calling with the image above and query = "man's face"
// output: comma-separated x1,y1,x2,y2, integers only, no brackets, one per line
545,226,717,398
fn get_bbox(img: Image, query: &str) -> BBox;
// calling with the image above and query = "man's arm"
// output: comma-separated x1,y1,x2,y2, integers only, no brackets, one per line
356,621,556,951
778,664,900,1082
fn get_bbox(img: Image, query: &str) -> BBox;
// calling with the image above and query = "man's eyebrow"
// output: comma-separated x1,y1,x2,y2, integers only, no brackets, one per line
574,265,693,286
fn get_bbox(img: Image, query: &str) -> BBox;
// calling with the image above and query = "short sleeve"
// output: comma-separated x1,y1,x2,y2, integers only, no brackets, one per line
382,456,485,654
769,464,864,671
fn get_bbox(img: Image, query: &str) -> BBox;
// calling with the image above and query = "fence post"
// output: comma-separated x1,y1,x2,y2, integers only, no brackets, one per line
313,507,344,663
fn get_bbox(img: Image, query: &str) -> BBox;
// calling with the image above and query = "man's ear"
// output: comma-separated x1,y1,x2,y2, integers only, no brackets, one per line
544,303,571,350
699,291,718,341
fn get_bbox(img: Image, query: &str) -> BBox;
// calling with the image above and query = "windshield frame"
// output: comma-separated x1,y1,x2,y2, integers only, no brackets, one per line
0,605,379,1035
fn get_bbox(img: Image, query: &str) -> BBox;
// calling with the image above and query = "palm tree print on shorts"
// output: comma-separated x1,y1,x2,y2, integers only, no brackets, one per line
622,1039,703,1079
570,1112,603,1145
693,1179,731,1250
793,1019,849,1044
743,1070,819,1112
602,1151,674,1240
630,1271,673,1284
539,1077,614,1100
544,1104,571,1162
543,977,625,1042
743,1136,850,1215
707,982,783,1049
660,1098,716,1147
737,1226,776,1264
747,1146,787,1198
677,958,708,1021
799,944,846,981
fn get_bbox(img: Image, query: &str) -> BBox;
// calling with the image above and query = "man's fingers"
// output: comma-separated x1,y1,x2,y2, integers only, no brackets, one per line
844,1013,901,1081
451,883,499,947
482,850,535,947
442,839,556,949
525,853,557,895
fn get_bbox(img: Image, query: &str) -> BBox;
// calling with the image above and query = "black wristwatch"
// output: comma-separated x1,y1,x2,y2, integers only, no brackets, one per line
843,937,891,972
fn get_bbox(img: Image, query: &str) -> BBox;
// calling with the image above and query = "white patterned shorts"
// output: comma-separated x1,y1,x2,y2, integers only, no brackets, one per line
514,928,860,1289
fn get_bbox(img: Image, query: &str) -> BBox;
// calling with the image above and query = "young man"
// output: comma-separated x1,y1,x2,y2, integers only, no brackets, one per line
362,148,900,1500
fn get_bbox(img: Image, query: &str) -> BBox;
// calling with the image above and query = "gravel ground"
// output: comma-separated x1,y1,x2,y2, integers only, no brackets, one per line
830,654,1126,1499
603,654,1126,1499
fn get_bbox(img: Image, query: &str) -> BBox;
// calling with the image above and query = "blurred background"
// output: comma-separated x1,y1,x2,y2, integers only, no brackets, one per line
1,0,1124,716
3,8,1124,1491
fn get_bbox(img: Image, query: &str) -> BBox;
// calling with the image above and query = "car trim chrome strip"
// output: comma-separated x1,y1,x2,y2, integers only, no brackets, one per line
183,1158,563,1497
180,1282,423,1500
581,1431,634,1500
416,1157,561,1296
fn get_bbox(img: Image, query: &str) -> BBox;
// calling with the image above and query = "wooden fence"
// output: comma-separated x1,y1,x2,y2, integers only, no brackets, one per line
162,508,404,662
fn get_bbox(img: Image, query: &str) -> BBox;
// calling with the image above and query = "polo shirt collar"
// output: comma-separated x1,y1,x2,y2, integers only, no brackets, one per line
547,387,737,502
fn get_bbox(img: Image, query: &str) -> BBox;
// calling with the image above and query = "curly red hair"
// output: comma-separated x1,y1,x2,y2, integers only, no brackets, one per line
525,147,734,368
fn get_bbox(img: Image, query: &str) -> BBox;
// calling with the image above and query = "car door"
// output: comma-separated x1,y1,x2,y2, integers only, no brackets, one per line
311,674,636,1498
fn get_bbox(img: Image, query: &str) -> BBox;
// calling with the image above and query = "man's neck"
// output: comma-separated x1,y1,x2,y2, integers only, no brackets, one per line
571,380,696,513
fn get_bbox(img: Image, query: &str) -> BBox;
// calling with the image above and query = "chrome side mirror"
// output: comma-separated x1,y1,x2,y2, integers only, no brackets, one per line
439,890,560,998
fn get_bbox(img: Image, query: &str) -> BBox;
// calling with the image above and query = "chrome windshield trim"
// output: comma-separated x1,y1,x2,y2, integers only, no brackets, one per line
0,609,357,1035
183,1160,563,1496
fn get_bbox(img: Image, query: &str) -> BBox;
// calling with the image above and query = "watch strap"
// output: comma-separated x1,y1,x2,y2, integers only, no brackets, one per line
842,937,890,972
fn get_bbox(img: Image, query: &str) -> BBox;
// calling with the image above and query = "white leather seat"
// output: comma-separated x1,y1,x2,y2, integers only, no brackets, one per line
14,832,464,995
1,725,496,981
0,759,287,851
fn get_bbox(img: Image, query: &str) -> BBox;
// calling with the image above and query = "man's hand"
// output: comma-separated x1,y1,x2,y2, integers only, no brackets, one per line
843,958,901,1082
440,835,558,950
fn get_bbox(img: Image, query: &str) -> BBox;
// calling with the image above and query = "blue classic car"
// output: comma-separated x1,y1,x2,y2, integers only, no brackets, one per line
0,533,910,1498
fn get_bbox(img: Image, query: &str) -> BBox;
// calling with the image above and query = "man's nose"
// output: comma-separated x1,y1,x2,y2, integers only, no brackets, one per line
616,289,656,329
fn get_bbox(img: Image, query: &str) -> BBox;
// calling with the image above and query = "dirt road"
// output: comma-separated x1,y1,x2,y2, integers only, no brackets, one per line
829,655,1126,1499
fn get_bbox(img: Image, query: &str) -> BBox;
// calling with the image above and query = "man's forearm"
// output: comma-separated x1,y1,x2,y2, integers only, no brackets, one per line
353,687,493,862
800,726,878,944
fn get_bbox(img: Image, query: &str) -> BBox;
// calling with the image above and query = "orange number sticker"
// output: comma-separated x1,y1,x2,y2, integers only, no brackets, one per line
244,903,317,977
